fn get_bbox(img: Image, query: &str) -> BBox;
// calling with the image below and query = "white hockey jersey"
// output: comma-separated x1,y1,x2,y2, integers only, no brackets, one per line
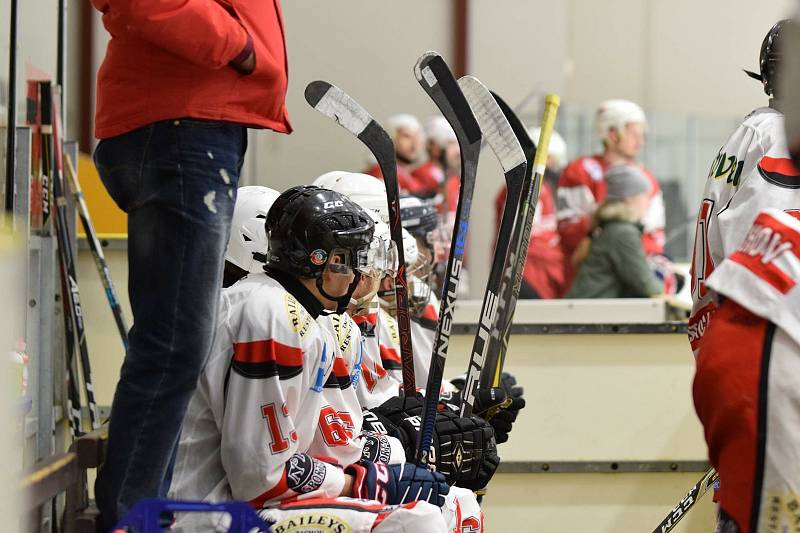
689,106,800,351
354,309,403,408
169,273,344,531
705,209,800,346
313,313,405,467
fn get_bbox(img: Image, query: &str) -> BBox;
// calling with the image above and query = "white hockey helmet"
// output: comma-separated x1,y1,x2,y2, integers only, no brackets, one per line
423,116,457,148
595,99,647,141
528,126,567,170
226,186,280,273
313,170,390,224
387,113,422,139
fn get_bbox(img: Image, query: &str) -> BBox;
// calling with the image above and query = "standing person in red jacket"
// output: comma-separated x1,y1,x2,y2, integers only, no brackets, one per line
494,128,568,298
365,114,423,194
557,99,665,289
89,0,290,527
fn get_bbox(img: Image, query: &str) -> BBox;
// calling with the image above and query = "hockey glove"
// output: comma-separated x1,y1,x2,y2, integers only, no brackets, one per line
345,460,449,507
448,372,526,444
366,394,500,490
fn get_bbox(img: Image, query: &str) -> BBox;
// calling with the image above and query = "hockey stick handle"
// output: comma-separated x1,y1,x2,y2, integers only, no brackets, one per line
530,94,561,177
651,467,718,533
489,94,560,389
64,153,130,350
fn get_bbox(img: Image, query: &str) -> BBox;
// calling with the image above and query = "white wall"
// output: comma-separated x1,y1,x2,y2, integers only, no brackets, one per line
565,0,796,115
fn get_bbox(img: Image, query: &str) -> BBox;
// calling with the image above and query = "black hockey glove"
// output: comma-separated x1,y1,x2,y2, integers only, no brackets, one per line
448,372,526,444
345,460,449,507
365,394,500,491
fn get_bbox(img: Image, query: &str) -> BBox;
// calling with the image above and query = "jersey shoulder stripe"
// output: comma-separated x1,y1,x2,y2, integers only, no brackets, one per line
757,156,800,189
232,339,304,380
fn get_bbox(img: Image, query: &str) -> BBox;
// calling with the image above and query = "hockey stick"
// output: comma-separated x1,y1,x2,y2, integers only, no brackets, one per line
413,52,482,465
64,153,130,350
50,84,100,430
482,93,560,391
304,80,417,396
651,467,718,533
455,76,526,418
4,0,19,214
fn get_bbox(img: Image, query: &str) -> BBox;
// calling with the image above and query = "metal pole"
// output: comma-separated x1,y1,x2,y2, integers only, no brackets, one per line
5,0,20,214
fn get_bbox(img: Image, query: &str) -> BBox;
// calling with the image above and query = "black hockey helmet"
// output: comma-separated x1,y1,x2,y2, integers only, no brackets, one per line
399,196,439,239
266,186,375,311
745,19,793,96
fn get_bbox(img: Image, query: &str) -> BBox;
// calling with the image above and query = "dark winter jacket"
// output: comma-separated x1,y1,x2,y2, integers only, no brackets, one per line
566,202,662,299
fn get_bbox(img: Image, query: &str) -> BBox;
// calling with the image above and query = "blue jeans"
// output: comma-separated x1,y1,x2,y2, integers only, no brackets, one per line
93,119,246,529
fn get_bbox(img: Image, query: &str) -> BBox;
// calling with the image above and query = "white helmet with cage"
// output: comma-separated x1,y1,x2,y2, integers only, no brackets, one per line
594,99,647,141
312,171,389,223
225,185,280,273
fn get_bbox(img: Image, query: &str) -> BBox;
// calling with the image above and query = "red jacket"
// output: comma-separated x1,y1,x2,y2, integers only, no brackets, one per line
495,181,565,299
92,0,291,139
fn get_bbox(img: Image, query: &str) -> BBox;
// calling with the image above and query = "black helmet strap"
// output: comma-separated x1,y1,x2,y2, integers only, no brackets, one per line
317,272,361,315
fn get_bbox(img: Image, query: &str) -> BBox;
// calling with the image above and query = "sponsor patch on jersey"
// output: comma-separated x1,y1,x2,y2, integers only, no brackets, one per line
286,453,327,495
757,156,800,189
582,158,604,181
310,249,328,266
286,294,314,339
271,512,352,533
380,310,401,345
729,212,800,294
330,314,353,355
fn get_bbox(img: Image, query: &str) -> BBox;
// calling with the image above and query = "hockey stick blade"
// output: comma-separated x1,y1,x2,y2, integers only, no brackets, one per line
413,52,482,465
456,76,526,417
651,467,718,533
305,81,417,395
481,91,536,391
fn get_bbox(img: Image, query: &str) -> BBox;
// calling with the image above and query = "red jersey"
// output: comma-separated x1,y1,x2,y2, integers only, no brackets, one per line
494,181,565,299
409,161,445,198
365,163,417,196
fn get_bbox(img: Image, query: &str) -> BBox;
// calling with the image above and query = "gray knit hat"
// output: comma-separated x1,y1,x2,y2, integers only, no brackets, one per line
605,164,652,201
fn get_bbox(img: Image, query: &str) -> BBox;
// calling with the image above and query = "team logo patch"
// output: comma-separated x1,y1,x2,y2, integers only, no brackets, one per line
361,433,392,464
461,516,482,533
271,512,352,533
582,158,604,181
286,453,327,494
310,249,328,265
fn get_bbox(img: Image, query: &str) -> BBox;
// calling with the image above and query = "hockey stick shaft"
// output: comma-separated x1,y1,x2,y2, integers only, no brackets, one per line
64,153,130,350
57,255,84,437
50,84,100,430
5,0,19,214
484,94,560,389
304,81,417,395
413,52,482,465
456,76,526,417
651,467,718,533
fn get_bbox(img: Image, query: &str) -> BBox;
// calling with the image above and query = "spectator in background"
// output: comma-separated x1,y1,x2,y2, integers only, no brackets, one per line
494,128,568,299
567,165,663,299
90,0,290,528
365,113,423,194
412,116,459,200
557,99,665,291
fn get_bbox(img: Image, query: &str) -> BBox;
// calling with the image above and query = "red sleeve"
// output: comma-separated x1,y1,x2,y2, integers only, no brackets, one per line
557,160,597,256
94,0,249,69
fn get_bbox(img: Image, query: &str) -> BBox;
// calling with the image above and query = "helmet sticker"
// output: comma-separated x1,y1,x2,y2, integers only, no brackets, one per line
310,249,328,266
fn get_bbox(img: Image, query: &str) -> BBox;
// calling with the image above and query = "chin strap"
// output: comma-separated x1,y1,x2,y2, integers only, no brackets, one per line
317,274,361,315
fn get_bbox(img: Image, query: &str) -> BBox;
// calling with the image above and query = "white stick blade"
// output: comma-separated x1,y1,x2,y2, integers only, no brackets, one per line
458,76,525,172
304,81,372,137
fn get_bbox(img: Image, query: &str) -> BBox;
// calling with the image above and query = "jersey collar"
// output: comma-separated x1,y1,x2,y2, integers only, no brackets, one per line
265,267,325,319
